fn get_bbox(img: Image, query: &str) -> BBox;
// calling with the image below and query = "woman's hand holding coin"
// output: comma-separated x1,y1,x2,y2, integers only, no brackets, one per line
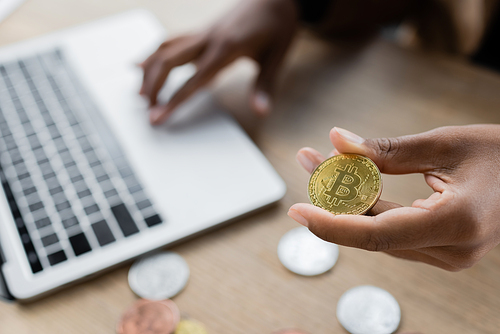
288,125,500,271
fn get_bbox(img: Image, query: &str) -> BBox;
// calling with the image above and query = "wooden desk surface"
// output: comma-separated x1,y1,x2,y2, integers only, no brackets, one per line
1,1,500,333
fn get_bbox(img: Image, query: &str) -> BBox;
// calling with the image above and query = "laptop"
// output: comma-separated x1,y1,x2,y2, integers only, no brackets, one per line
0,10,286,300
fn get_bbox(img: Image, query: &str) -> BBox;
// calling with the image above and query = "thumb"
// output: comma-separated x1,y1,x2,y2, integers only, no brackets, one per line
330,127,441,174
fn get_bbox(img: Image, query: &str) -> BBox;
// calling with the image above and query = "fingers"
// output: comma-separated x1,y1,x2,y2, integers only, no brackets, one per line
288,203,439,251
367,199,403,216
384,250,460,271
329,127,444,174
414,243,492,271
296,148,325,173
140,35,206,107
251,32,294,116
288,200,466,271
140,35,185,78
150,44,238,125
295,148,403,215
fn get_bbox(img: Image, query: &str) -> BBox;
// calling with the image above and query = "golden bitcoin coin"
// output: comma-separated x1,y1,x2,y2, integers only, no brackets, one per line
308,154,382,215
175,319,208,334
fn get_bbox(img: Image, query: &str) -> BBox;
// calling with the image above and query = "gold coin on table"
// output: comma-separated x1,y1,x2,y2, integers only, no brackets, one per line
308,154,382,215
175,319,208,334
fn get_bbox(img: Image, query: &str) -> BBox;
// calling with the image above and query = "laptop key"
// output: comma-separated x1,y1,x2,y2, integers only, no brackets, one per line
84,203,99,215
43,171,56,180
70,174,83,183
96,174,109,183
144,214,163,227
55,201,71,212
111,203,139,237
17,171,30,181
29,201,44,212
49,186,63,195
118,166,133,178
35,217,51,229
23,186,37,196
47,250,67,266
91,220,116,246
92,166,106,177
69,232,91,256
89,160,101,168
136,199,152,210
77,189,91,198
104,188,118,198
26,192,41,204
64,160,76,168
128,184,142,194
67,166,81,177
41,233,59,247
53,193,67,204
62,216,78,229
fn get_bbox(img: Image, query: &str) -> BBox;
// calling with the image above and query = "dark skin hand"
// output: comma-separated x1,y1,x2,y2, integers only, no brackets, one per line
289,125,500,271
140,0,496,272
139,0,298,125
140,0,486,124
139,0,419,125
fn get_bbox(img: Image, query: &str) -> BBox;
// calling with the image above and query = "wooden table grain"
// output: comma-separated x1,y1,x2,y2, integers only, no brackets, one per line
1,1,500,333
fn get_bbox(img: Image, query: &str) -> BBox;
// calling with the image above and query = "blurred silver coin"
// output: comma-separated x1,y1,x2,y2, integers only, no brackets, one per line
128,251,190,300
278,226,339,276
337,285,401,334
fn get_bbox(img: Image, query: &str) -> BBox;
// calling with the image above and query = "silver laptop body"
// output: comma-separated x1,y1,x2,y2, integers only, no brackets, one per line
0,10,286,300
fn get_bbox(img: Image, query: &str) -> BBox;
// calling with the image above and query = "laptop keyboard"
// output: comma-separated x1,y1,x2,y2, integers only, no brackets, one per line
0,49,163,274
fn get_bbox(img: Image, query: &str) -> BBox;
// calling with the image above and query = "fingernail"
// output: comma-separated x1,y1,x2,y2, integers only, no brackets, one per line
335,127,365,144
149,106,164,124
288,208,309,227
253,91,270,115
296,151,315,173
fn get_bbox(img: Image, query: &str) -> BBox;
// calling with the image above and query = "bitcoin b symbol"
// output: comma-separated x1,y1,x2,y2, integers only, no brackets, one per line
323,164,361,206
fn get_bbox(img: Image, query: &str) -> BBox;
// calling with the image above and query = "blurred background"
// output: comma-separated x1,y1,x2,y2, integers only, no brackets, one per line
1,1,500,334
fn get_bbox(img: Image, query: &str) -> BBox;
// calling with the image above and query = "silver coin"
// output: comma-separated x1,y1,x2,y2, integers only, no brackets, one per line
277,226,339,276
128,251,190,300
337,285,401,334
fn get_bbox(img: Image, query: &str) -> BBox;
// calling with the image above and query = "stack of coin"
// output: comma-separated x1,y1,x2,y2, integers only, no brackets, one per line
119,251,198,334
